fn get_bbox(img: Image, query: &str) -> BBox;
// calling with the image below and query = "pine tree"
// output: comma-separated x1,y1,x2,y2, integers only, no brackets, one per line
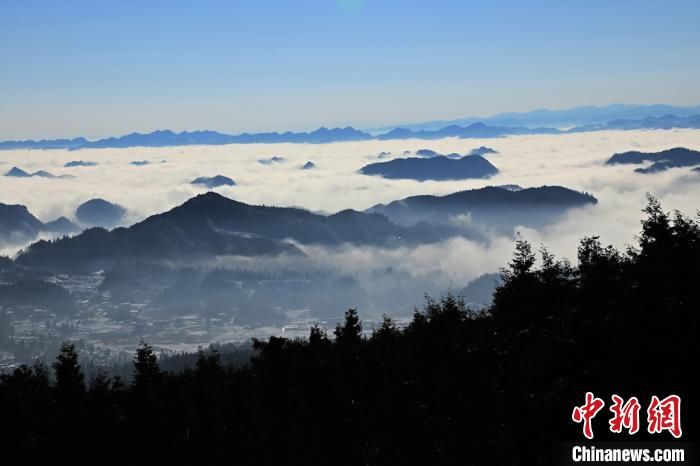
133,340,161,392
334,308,362,346
53,342,85,404
309,324,329,346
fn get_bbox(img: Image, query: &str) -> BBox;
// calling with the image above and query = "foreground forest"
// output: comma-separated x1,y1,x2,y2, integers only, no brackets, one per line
0,197,697,465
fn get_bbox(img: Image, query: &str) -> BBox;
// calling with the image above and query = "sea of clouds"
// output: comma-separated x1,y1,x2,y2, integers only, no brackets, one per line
1,129,699,288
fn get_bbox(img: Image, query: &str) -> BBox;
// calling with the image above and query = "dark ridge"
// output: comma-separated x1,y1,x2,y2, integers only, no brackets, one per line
75,199,127,228
606,147,700,173
42,216,81,234
469,146,499,156
4,167,31,177
367,185,597,230
359,155,499,181
0,203,82,243
15,192,443,268
191,175,236,188
64,160,97,167
0,203,44,242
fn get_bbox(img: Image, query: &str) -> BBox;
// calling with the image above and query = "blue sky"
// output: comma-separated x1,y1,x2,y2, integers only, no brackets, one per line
1,0,699,139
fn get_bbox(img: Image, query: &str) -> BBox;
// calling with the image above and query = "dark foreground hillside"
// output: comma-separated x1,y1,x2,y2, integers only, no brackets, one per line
0,197,697,465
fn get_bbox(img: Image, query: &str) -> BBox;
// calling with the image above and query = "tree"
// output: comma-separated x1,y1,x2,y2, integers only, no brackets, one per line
372,314,399,341
506,238,535,277
491,239,540,329
195,348,223,382
133,340,161,392
53,342,85,404
88,368,111,396
334,308,362,347
309,324,329,347
640,193,671,251
0,199,698,465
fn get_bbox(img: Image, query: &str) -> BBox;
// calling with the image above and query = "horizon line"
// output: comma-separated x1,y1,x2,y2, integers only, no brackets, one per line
2,102,700,143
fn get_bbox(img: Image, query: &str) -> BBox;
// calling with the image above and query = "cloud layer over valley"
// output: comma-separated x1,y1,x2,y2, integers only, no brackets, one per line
2,129,700,292
2,128,700,361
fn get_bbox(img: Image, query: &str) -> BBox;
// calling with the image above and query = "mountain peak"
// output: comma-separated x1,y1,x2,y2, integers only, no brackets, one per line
191,175,236,188
5,166,32,177
152,129,176,136
359,154,498,181
178,191,248,211
190,191,230,203
76,198,127,228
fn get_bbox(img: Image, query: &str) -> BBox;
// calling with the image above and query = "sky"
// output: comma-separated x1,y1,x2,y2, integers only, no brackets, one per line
1,0,700,139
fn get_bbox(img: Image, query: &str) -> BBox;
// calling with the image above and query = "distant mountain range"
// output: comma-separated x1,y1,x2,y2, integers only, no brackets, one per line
367,103,700,132
14,192,446,268
359,155,498,181
2,107,700,150
606,147,700,174
0,127,371,150
371,114,700,140
571,114,700,132
375,123,559,141
367,185,597,231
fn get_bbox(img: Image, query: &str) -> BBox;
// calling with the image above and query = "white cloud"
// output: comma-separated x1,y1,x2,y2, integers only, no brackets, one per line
1,129,699,284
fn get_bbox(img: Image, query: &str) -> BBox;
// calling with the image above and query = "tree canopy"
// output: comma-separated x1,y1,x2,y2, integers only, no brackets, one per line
0,197,697,464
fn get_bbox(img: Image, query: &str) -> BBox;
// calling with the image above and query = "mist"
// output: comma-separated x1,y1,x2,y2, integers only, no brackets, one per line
2,128,699,258
2,129,700,360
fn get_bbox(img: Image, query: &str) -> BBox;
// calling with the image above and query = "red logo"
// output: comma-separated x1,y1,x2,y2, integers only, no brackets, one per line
572,392,606,439
647,395,682,438
572,393,682,439
609,394,641,435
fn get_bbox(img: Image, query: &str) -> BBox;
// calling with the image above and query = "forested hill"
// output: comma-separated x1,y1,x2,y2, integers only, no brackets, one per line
15,192,444,268
367,185,596,227
0,196,697,465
